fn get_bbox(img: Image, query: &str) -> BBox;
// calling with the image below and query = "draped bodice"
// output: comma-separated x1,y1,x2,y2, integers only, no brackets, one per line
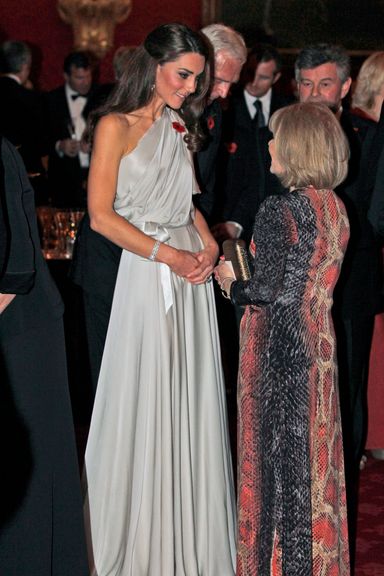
114,107,199,228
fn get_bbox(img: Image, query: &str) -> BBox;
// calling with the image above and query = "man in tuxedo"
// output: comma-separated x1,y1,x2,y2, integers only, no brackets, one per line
45,51,94,208
211,45,292,245
70,24,247,396
193,24,247,222
295,43,382,570
0,41,47,201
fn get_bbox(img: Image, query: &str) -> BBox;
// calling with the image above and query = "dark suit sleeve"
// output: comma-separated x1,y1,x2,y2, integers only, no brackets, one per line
0,138,36,294
44,88,71,151
0,139,8,277
194,101,222,222
368,141,384,239
231,195,294,306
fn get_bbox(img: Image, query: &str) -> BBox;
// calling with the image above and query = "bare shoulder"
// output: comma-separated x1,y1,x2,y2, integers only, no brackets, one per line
93,113,132,156
95,113,130,138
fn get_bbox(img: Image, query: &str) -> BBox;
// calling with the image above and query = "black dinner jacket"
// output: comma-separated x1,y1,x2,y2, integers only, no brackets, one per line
0,136,63,340
0,141,7,277
214,88,292,244
193,99,223,223
44,85,96,207
367,104,384,239
0,76,47,173
333,110,383,318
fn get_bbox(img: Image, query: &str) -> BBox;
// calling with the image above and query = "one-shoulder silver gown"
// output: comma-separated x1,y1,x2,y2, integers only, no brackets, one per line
84,108,236,576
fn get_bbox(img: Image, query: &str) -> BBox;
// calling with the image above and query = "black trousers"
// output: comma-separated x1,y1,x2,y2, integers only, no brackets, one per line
0,317,88,576
83,290,114,399
335,313,375,572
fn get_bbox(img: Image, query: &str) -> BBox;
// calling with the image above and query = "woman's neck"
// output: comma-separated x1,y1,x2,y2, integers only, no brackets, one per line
131,98,166,122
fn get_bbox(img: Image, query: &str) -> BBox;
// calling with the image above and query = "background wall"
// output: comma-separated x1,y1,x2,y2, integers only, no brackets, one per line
220,0,384,50
0,0,201,90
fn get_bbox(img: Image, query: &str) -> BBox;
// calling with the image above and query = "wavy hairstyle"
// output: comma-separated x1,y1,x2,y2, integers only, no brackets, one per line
269,102,349,190
89,23,211,152
352,51,384,113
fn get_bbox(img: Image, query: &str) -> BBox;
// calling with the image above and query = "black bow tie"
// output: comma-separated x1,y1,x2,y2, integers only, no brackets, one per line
71,93,87,101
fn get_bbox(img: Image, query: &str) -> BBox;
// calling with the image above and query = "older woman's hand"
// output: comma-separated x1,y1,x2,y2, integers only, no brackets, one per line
213,259,236,297
214,259,236,283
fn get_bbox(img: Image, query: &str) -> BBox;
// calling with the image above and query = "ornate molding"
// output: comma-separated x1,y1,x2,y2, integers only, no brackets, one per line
201,0,221,26
58,0,132,58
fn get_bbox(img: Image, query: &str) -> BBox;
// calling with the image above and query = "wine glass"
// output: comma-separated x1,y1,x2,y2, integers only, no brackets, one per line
65,210,85,257
36,206,59,258
54,209,72,257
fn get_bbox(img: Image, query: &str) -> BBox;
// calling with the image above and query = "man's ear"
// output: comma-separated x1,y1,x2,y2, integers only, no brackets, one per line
272,72,281,85
341,76,352,100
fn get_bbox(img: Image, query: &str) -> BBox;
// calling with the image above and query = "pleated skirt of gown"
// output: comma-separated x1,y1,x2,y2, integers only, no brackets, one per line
84,221,236,576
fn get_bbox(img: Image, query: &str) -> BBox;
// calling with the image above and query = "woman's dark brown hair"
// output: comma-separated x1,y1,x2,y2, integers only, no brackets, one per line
89,23,211,152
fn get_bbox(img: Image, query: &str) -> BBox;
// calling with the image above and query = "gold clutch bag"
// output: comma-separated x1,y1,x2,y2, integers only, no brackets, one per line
222,239,251,281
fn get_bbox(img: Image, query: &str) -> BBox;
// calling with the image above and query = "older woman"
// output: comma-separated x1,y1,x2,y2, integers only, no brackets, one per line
215,102,351,575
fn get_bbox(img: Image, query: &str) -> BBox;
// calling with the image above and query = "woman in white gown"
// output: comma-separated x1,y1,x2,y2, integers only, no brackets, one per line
84,23,236,576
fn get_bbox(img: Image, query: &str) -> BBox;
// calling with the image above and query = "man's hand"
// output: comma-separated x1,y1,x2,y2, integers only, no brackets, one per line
58,138,80,157
0,293,16,314
80,138,90,154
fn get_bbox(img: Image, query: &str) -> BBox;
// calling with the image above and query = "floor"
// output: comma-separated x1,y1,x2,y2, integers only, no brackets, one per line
355,454,384,576
76,416,384,576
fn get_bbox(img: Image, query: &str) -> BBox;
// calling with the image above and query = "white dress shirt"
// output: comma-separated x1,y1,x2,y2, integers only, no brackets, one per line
63,83,89,168
244,88,273,124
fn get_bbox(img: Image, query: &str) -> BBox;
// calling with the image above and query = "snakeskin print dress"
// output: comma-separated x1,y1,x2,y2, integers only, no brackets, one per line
231,187,350,576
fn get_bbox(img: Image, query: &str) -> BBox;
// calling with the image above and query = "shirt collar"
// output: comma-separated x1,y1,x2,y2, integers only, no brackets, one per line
243,87,273,121
65,83,87,100
4,73,22,85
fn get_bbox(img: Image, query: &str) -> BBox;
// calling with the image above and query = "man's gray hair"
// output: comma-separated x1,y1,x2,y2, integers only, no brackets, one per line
295,43,351,83
201,23,247,64
0,41,31,74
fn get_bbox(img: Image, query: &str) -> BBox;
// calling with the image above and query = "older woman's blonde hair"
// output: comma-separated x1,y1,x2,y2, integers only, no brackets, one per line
352,51,384,112
269,102,349,190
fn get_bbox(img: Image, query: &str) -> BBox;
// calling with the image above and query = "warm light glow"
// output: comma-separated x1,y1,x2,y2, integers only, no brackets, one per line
58,0,132,58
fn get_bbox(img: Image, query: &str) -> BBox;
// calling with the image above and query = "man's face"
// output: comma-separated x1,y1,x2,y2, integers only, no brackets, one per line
19,57,32,86
209,50,243,102
245,59,280,98
65,65,92,95
297,62,351,113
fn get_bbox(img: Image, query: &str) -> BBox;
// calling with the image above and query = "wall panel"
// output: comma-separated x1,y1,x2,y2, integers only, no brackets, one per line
0,0,201,90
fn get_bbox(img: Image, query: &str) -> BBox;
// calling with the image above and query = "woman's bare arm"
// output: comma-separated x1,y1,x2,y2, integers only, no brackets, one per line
88,114,204,278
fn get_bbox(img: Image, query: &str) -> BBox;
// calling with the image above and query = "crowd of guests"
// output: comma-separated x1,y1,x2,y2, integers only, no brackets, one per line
0,20,383,576
0,42,132,209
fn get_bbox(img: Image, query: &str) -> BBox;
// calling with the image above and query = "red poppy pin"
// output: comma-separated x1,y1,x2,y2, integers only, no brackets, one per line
172,121,186,133
207,116,215,130
226,142,238,154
